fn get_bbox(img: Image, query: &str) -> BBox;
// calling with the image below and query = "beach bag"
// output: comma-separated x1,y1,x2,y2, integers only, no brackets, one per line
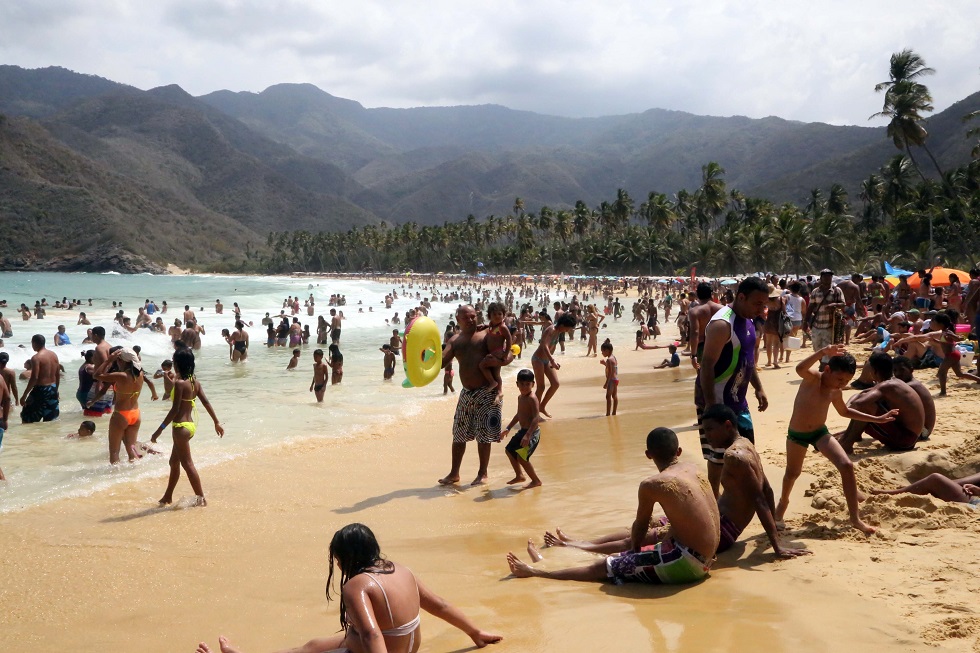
778,310,793,338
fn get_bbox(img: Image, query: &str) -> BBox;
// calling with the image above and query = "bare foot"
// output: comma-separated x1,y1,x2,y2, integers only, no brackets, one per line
194,495,208,507
523,480,542,489
506,552,535,578
470,474,488,486
555,527,572,542
527,539,543,562
773,363,781,369
852,517,877,536
869,488,899,496
197,636,242,653
543,531,566,547
775,520,787,532
437,475,460,486
506,475,527,485
540,408,552,419
158,496,173,506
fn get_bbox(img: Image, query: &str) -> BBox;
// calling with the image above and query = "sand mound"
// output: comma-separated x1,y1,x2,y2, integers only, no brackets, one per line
920,615,979,644
860,494,980,531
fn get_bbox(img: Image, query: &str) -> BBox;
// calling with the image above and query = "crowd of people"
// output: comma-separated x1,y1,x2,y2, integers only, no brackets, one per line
3,267,978,652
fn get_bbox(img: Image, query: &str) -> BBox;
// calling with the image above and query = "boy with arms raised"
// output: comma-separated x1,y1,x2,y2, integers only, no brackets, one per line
775,345,897,535
499,369,543,488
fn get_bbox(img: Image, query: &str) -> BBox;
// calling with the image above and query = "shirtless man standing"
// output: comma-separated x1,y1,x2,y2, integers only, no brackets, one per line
686,282,721,370
183,305,197,325
20,334,61,423
540,404,809,560
181,321,203,350
507,426,720,584
0,370,9,480
837,274,863,344
215,299,223,315
838,352,926,454
438,305,507,487
0,312,12,338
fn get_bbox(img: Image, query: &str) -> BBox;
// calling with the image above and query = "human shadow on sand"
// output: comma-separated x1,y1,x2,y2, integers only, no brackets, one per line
333,486,458,514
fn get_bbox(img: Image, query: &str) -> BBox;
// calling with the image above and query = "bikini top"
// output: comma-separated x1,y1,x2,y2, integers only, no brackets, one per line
364,572,421,638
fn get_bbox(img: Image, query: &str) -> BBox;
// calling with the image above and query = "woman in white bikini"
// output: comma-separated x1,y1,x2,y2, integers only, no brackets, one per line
196,523,501,653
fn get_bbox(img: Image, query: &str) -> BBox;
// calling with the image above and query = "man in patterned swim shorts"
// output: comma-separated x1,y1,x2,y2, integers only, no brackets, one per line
506,427,721,585
439,305,511,487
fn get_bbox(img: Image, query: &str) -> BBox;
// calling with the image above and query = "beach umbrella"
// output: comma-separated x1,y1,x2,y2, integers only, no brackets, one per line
907,267,970,288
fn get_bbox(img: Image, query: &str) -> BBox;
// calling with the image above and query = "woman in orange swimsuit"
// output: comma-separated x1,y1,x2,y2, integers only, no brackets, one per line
149,348,223,506
195,523,501,653
93,346,157,464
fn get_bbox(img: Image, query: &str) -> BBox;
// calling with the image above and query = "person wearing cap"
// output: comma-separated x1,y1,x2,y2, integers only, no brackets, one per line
804,269,845,365
92,346,158,464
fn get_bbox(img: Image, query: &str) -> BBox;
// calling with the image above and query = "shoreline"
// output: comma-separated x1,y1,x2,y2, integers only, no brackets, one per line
0,311,977,651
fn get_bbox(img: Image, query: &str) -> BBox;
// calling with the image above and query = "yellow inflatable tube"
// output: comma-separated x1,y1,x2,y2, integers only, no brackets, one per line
404,317,442,387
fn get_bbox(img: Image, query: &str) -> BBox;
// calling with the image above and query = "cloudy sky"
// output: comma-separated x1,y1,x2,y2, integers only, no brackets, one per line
1,1,977,125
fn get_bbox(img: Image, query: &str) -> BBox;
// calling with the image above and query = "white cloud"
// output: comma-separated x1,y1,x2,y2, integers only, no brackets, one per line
0,0,976,125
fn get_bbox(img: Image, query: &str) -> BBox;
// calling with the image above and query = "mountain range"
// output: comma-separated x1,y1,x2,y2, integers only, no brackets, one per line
1,65,977,271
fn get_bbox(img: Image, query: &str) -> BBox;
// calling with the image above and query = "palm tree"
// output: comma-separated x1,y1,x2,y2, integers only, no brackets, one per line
612,188,634,232
827,184,850,218
871,49,944,180
880,155,917,222
693,163,727,238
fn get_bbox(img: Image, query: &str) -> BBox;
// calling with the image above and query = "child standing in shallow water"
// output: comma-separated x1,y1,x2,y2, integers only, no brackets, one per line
149,348,223,507
599,340,618,416
774,344,897,535
310,349,328,402
499,369,543,489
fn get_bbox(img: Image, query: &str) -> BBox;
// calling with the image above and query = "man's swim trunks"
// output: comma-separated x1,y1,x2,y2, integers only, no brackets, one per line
699,409,754,465
505,427,540,461
717,514,743,553
864,420,918,451
452,385,501,444
86,384,113,416
21,384,60,423
606,538,711,584
787,425,831,451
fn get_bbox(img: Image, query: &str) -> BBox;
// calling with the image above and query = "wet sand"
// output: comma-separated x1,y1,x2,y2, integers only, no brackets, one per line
0,316,975,651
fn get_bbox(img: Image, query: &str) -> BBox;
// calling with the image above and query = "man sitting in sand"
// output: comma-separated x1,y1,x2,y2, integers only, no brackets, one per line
892,356,936,441
506,426,720,584
536,404,809,561
837,352,926,454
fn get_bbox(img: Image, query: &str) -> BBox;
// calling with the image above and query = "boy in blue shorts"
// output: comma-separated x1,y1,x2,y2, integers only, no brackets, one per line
499,369,542,489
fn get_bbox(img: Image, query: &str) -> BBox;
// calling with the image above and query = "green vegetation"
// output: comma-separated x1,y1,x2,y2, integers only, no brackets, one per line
260,50,980,277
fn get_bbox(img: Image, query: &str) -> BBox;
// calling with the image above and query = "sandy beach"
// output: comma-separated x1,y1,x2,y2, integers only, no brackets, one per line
1,311,978,652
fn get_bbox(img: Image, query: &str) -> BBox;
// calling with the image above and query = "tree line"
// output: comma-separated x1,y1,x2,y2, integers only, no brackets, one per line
252,50,980,277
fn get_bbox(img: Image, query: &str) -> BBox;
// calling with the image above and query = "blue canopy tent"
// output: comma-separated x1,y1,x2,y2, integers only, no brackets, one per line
884,261,914,277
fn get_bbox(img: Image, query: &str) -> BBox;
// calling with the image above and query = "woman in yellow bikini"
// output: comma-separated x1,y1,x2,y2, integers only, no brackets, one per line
93,346,158,464
149,348,223,506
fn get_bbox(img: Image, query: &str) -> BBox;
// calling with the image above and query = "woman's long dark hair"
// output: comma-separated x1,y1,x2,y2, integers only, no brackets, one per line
173,348,196,381
326,523,392,632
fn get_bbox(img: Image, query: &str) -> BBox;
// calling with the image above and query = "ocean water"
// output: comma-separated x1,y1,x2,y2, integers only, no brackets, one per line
0,272,484,512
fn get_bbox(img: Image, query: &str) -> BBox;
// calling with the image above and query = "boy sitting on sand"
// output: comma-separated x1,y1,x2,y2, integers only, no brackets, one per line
654,344,681,369
498,369,543,489
507,426,719,584
775,345,898,536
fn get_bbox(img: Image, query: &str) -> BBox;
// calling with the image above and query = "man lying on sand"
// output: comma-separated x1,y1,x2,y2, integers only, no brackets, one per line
533,404,809,561
507,426,720,584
